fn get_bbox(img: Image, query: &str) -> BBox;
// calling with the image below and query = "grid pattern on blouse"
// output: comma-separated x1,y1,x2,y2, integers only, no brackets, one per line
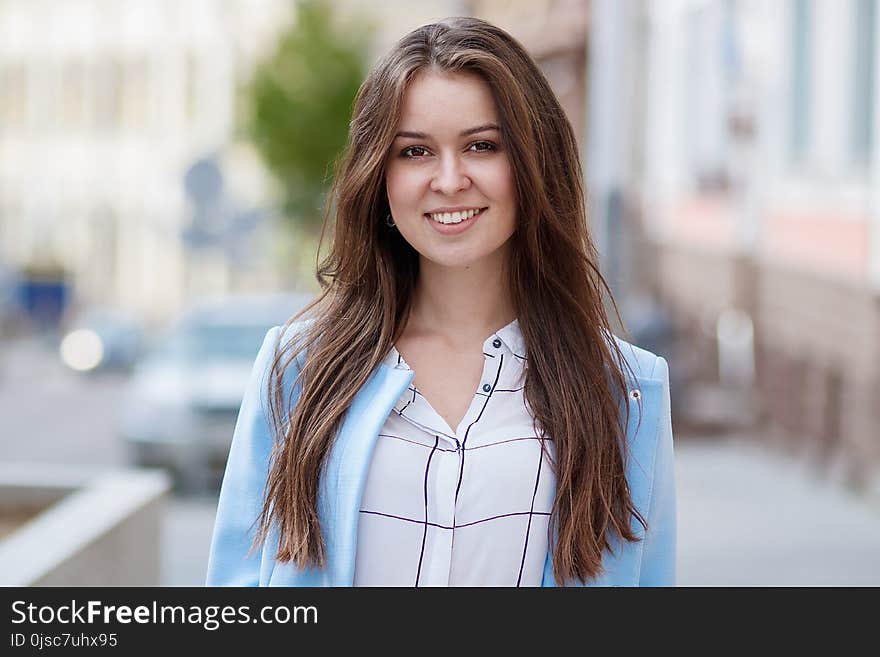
352,318,556,587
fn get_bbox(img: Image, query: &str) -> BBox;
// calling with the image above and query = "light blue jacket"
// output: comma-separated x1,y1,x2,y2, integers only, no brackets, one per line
206,323,676,587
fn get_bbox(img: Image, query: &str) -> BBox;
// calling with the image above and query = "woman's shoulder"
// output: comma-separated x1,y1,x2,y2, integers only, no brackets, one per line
261,317,317,373
248,318,317,385
277,316,317,344
610,335,669,385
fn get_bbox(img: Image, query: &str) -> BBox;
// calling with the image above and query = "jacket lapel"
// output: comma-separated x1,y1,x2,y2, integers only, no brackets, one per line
319,363,414,586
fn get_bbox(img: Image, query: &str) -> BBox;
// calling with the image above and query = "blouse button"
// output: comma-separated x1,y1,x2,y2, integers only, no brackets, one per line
492,338,502,348
630,389,641,400
482,383,492,393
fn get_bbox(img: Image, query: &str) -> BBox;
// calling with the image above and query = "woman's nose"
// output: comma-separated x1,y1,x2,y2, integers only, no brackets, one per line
430,156,471,194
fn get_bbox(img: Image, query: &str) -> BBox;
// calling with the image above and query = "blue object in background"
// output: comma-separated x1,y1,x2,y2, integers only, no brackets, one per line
16,277,71,331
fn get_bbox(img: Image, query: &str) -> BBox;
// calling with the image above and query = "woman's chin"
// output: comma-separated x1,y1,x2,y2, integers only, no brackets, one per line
418,249,495,270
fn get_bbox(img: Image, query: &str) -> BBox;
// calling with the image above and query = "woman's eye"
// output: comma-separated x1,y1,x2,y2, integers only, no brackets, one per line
468,141,496,153
401,146,430,158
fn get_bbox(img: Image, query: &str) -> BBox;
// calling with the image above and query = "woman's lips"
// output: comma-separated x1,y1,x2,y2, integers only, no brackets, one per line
424,207,486,235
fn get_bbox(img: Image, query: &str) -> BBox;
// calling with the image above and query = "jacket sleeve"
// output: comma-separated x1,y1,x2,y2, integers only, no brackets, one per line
638,355,677,586
206,325,282,586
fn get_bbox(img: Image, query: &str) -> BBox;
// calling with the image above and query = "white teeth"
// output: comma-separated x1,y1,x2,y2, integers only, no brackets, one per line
429,208,482,224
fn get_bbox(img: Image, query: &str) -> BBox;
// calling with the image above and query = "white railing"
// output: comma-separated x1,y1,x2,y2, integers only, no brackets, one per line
0,464,171,586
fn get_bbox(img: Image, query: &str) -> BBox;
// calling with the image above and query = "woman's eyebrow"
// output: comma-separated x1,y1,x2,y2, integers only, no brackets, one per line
394,123,501,139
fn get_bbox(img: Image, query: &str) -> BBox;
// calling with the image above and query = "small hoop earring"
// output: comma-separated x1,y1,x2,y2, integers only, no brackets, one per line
385,213,396,228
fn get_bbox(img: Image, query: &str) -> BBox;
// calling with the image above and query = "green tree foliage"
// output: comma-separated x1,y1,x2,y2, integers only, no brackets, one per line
247,1,371,232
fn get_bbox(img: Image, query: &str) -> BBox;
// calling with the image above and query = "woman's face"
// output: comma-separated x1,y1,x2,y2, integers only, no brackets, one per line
385,69,517,269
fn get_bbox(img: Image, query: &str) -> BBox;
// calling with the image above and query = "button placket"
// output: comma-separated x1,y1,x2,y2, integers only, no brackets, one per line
422,441,459,586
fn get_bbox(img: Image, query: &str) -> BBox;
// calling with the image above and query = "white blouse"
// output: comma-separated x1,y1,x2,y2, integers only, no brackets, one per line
353,318,557,586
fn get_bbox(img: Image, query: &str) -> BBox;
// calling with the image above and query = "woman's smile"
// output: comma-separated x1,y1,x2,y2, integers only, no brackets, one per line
424,207,488,235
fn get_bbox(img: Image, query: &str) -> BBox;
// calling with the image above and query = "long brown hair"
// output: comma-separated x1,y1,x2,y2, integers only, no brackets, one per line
256,16,645,585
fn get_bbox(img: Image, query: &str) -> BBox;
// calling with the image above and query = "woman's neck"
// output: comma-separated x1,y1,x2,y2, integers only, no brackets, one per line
407,252,516,347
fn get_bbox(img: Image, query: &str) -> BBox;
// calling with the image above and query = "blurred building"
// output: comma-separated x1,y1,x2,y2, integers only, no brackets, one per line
590,0,880,490
336,0,469,55
470,0,589,148
0,0,291,324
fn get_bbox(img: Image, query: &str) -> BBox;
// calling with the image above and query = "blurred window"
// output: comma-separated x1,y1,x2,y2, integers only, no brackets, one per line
851,0,876,165
683,4,729,192
28,59,56,131
90,208,119,289
185,52,199,124
0,195,21,262
123,57,150,130
0,60,27,130
93,57,123,131
790,0,813,163
61,59,86,129
0,195,8,258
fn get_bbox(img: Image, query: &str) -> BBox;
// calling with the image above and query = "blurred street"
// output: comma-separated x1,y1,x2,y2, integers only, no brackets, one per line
3,338,878,586
676,437,880,586
0,337,127,466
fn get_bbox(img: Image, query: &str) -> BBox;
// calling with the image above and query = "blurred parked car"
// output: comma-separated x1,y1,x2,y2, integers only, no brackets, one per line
118,292,312,490
58,307,146,373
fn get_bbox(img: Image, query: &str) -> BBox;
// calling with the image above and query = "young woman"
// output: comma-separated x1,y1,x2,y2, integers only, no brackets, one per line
206,17,675,587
